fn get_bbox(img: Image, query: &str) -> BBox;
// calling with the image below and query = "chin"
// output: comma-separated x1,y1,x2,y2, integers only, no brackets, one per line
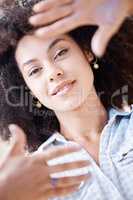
53,96,86,112
48,87,91,112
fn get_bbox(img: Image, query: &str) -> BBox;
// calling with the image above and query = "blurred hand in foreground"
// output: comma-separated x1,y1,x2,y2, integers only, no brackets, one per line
0,124,90,200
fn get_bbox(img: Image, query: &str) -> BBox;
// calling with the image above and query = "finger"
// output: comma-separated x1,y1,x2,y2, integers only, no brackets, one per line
33,0,73,12
8,124,27,157
44,184,79,198
33,144,81,162
34,14,79,38
91,23,123,57
30,5,73,26
51,174,90,188
0,141,10,168
40,173,90,190
48,160,90,174
0,124,27,168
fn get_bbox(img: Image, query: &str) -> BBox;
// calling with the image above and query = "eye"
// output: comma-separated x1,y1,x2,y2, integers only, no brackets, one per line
54,48,69,60
29,67,43,77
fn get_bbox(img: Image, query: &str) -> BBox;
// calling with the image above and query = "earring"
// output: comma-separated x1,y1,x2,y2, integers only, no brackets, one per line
30,91,42,108
92,57,99,69
35,101,42,108
33,99,42,109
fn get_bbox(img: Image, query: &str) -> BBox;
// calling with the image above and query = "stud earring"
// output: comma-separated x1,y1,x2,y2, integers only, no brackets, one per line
30,91,42,108
35,101,42,108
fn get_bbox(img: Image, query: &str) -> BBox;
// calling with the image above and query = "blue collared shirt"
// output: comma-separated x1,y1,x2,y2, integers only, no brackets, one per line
37,105,133,200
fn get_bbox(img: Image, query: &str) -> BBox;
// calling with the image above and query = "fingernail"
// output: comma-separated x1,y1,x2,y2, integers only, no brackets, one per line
29,17,36,24
35,30,45,37
32,5,36,11
8,125,18,145
33,5,39,12
8,124,17,133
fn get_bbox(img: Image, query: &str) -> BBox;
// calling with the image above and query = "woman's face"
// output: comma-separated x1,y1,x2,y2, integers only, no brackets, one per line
15,34,94,112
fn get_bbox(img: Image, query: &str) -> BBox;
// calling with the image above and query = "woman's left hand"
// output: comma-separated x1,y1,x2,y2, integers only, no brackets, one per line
29,0,133,57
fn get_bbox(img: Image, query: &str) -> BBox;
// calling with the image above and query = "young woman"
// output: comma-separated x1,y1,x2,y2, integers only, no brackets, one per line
0,1,133,200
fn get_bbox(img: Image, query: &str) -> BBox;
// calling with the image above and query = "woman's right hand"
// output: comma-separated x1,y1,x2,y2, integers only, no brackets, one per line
0,124,90,200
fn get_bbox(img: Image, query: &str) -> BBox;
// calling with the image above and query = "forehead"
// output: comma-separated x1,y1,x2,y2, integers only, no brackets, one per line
16,34,71,54
15,33,71,65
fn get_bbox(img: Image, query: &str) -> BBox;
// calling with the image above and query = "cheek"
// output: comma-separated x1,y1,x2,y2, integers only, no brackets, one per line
84,64,94,86
24,78,46,101
71,54,94,87
73,60,94,103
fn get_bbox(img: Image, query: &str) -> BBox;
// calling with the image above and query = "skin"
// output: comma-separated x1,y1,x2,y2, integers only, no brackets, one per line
0,124,90,200
15,33,107,164
16,34,94,112
29,0,133,57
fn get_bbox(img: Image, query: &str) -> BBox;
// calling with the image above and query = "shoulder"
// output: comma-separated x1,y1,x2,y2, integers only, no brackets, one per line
108,104,133,123
107,104,133,155
108,104,133,138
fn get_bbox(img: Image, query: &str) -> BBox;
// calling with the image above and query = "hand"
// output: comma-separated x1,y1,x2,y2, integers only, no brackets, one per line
29,0,132,57
0,124,90,200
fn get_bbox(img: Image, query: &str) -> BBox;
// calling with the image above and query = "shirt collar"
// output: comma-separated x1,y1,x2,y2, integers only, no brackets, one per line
37,132,68,152
108,104,133,119
38,105,133,151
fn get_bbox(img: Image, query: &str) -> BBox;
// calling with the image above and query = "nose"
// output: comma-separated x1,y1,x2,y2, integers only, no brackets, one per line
48,66,64,82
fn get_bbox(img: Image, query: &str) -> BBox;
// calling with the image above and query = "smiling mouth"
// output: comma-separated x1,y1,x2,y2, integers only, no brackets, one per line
53,80,76,97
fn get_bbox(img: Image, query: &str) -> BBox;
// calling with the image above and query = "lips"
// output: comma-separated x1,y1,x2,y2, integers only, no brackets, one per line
50,80,75,96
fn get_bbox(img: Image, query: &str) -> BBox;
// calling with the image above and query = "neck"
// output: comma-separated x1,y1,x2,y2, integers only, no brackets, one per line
55,87,108,146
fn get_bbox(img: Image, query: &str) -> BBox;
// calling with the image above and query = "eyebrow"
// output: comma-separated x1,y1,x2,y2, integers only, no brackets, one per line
22,38,66,68
48,38,66,51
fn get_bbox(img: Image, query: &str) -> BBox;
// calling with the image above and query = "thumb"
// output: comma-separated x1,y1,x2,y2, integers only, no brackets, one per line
0,124,27,169
8,124,27,157
91,24,120,57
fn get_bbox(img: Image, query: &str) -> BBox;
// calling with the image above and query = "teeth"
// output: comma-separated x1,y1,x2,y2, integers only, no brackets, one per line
59,84,69,92
57,85,69,95
54,83,69,95
55,83,72,96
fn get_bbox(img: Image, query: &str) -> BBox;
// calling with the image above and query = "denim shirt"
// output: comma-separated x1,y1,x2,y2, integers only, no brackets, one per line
37,105,133,200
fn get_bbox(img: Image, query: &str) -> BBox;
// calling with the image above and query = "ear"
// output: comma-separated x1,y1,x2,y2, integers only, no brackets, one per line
84,51,94,63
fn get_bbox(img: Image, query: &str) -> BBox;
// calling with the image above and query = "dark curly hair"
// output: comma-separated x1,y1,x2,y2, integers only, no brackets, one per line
0,0,133,151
